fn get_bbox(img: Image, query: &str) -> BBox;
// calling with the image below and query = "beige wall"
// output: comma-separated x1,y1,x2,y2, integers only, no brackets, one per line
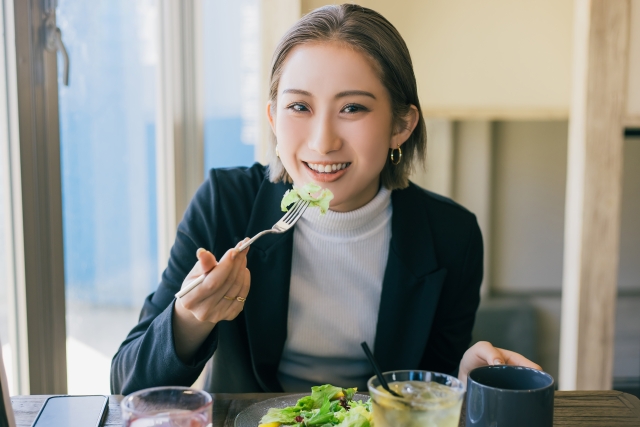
491,121,568,293
492,128,640,294
301,0,573,119
627,0,640,123
619,138,640,291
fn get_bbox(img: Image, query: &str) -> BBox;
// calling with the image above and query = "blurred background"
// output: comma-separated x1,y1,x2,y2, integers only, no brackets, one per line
0,0,638,397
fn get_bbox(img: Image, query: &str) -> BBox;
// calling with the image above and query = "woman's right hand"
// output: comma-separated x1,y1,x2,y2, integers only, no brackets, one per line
172,241,251,362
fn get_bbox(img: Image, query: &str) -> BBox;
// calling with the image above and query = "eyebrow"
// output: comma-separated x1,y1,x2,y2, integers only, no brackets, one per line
282,89,312,96
335,90,376,100
281,88,377,100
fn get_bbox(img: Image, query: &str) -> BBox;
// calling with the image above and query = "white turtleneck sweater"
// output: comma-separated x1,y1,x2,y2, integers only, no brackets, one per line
277,187,392,392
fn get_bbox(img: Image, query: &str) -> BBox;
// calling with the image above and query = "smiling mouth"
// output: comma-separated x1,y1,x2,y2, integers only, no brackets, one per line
304,162,351,174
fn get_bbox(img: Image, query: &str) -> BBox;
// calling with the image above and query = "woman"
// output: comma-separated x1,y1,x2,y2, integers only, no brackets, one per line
111,4,539,395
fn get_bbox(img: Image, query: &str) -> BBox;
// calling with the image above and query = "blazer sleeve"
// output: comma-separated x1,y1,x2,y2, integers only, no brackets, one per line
110,177,221,395
420,215,483,376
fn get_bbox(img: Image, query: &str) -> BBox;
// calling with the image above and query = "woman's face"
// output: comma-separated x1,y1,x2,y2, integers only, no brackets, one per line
267,42,411,212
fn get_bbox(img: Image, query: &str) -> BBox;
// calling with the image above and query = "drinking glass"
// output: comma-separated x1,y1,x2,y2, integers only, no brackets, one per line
367,370,465,427
121,386,212,427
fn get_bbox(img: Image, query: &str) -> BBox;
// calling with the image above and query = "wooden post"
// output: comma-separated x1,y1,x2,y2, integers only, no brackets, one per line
559,0,630,390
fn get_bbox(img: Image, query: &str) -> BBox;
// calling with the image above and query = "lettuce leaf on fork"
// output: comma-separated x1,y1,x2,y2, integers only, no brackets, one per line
281,183,334,215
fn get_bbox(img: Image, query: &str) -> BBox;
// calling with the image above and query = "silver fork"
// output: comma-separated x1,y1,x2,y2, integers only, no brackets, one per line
175,199,310,298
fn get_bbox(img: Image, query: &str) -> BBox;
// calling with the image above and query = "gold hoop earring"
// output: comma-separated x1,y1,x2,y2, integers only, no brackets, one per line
390,145,402,165
275,144,280,158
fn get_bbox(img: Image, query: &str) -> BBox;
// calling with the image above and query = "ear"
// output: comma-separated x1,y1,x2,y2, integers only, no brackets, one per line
266,101,277,135
389,105,420,149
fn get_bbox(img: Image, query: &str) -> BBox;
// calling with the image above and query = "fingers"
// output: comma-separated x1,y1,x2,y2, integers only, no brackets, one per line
459,341,544,385
176,248,217,307
188,239,250,323
475,341,542,370
470,341,507,366
498,348,543,371
196,248,218,274
220,267,251,319
180,248,239,304
178,239,251,324
458,341,497,384
207,239,248,298
213,239,250,313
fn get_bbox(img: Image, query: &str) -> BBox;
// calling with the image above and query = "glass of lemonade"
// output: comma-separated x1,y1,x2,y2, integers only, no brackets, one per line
121,386,212,427
367,370,465,427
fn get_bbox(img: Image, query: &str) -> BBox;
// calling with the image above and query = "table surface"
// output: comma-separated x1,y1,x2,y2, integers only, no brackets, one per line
11,390,640,426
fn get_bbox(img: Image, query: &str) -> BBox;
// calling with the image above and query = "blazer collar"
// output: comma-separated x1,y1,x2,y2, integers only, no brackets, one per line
373,184,447,371
387,183,439,276
242,179,292,391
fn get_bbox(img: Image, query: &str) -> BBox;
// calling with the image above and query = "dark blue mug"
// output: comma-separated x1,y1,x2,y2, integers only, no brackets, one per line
466,365,554,427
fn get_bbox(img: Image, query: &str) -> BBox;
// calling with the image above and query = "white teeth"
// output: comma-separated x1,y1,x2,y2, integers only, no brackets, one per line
307,162,349,172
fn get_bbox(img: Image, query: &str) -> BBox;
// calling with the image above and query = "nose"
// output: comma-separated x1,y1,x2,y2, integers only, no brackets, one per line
308,113,341,155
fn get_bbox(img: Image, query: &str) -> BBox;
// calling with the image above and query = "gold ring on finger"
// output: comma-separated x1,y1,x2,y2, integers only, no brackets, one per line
223,295,235,301
236,296,246,303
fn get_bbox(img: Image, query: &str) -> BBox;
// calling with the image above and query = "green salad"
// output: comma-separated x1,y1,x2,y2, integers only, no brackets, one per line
281,183,334,215
258,384,372,427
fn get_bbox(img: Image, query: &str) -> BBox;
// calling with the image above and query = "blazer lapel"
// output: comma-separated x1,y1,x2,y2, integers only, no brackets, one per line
374,184,448,371
243,180,293,392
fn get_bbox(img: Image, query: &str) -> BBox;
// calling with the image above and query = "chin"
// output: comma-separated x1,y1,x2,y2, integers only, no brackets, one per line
327,197,347,211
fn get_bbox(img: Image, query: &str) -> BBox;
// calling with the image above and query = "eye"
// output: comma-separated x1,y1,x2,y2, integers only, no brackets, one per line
287,103,309,112
341,103,367,114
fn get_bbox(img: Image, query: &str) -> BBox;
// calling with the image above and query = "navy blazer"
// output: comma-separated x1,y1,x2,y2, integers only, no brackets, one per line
111,163,483,395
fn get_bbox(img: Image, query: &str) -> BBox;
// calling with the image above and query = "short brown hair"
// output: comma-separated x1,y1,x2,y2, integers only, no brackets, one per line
267,4,426,189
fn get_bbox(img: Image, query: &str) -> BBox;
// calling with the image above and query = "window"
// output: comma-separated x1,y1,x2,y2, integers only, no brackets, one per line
2,0,266,395
57,0,159,394
202,0,259,171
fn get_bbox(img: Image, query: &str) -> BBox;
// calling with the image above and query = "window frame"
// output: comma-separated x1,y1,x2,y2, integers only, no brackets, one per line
0,0,29,396
7,0,67,394
156,0,205,271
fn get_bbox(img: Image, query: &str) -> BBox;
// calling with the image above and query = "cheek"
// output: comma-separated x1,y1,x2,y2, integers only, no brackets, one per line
276,114,308,150
341,119,391,165
275,115,307,180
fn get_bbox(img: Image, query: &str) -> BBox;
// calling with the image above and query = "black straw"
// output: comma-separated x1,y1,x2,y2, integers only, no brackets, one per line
361,342,402,397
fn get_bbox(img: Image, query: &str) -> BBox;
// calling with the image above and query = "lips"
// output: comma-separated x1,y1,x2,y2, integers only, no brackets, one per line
303,161,351,182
